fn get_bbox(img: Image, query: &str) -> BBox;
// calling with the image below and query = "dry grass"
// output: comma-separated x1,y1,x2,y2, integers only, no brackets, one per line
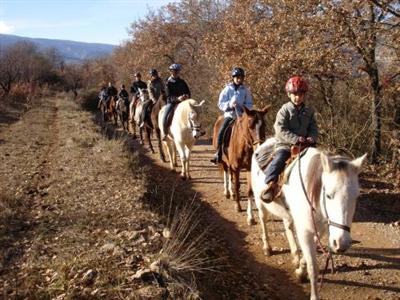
0,95,226,299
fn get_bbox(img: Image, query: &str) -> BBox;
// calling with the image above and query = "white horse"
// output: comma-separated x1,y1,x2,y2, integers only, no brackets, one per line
250,139,367,300
158,99,205,179
116,97,128,131
129,89,154,149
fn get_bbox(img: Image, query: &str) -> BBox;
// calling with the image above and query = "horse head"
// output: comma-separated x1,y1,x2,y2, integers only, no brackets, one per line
139,88,149,102
243,105,270,149
320,152,367,253
188,100,205,139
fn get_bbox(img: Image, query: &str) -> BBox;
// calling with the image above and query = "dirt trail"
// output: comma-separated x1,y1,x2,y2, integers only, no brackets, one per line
0,96,399,299
144,137,400,299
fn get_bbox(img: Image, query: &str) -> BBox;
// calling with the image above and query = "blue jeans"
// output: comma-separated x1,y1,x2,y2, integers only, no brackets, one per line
162,102,175,135
217,117,234,147
264,149,291,184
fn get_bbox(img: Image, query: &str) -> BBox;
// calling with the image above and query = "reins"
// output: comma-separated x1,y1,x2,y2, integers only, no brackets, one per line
297,148,335,291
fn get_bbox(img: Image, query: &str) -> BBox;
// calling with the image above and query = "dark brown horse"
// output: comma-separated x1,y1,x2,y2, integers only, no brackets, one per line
150,93,167,162
212,105,270,214
108,96,118,125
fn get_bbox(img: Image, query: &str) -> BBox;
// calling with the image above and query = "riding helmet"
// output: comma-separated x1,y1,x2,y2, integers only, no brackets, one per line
150,69,158,76
169,63,182,71
231,67,245,77
285,76,308,93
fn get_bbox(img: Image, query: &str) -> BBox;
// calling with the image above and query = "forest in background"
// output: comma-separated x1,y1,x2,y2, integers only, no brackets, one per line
1,0,399,167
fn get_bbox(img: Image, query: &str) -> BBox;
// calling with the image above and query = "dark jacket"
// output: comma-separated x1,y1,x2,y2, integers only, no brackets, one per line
166,76,190,104
274,101,318,151
118,89,129,99
130,80,147,95
107,85,118,97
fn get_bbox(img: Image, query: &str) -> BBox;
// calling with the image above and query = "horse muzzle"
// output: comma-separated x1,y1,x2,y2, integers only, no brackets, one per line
329,233,352,254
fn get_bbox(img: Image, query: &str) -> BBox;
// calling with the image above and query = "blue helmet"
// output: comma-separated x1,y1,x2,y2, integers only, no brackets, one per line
231,67,245,77
169,63,182,71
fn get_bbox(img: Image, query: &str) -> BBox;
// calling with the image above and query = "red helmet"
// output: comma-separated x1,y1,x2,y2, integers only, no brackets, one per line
285,76,308,93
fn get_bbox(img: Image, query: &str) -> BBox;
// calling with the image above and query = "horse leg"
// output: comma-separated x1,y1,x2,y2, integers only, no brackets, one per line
246,171,256,225
233,169,242,212
147,127,155,153
172,144,178,167
296,231,319,299
164,141,175,171
185,145,191,180
156,128,166,162
257,203,273,256
176,143,187,180
223,167,230,199
139,127,144,145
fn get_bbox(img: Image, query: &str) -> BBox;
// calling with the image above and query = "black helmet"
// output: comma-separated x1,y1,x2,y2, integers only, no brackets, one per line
150,69,158,76
134,72,141,77
231,67,245,77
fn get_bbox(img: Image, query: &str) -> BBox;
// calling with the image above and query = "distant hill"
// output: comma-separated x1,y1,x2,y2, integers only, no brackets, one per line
0,34,116,63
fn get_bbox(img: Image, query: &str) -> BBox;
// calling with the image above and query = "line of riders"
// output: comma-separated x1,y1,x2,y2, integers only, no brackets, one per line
98,63,318,205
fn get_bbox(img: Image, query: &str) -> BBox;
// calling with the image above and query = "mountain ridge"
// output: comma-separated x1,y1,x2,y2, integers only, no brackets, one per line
0,33,116,63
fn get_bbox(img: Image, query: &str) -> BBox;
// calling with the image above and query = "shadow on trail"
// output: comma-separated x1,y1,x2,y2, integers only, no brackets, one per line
95,116,308,299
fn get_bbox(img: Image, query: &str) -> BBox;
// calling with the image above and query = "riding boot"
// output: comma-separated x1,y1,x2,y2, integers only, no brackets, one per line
260,180,278,203
210,147,222,164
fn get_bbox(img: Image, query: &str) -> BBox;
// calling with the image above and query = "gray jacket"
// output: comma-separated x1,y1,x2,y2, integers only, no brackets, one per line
274,101,318,151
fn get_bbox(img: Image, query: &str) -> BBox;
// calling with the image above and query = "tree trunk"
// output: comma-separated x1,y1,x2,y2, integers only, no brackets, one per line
371,88,382,163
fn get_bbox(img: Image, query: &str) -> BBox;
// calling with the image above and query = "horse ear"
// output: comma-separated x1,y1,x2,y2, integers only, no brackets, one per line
261,105,271,115
320,152,333,173
194,100,205,107
350,153,367,174
243,106,251,115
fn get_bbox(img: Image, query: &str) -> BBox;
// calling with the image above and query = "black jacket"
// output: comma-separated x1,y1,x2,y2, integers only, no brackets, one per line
107,85,118,97
166,76,191,103
130,80,147,95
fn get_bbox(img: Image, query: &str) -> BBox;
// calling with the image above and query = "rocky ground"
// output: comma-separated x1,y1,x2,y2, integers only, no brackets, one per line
0,96,399,299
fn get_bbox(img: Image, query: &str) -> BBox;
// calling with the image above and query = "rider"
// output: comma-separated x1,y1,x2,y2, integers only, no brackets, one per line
139,69,166,128
118,84,129,111
259,75,318,203
106,82,118,107
98,86,108,109
210,67,253,164
130,72,147,103
161,63,191,140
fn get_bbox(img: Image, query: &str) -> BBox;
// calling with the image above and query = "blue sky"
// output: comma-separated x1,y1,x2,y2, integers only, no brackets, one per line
0,0,173,45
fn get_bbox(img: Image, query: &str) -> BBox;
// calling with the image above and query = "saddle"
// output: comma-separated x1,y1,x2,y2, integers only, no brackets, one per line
259,145,309,199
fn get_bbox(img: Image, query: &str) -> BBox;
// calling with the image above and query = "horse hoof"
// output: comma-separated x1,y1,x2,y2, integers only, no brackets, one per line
263,247,273,257
247,218,256,226
235,204,242,212
295,269,308,283
224,193,230,200
180,175,187,180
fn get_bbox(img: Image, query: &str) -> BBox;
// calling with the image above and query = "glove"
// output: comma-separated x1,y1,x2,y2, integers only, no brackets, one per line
298,136,306,143
306,137,314,144
229,98,237,108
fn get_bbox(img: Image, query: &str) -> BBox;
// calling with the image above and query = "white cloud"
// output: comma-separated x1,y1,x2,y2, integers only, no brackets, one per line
0,21,14,34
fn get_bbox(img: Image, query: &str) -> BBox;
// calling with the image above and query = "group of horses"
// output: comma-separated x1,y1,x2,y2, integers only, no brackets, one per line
98,91,367,300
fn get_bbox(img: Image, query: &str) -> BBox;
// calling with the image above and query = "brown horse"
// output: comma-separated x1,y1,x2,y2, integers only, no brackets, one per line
150,93,167,162
212,105,270,214
108,96,118,125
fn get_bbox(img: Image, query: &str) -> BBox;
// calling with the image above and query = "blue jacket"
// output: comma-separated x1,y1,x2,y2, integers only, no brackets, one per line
218,83,253,118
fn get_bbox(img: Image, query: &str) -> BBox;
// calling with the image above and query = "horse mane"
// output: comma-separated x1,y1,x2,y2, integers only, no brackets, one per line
306,151,351,207
306,153,323,207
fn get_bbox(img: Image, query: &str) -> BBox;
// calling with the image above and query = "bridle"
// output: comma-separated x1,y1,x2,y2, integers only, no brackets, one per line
321,187,351,233
188,113,202,136
297,147,352,290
